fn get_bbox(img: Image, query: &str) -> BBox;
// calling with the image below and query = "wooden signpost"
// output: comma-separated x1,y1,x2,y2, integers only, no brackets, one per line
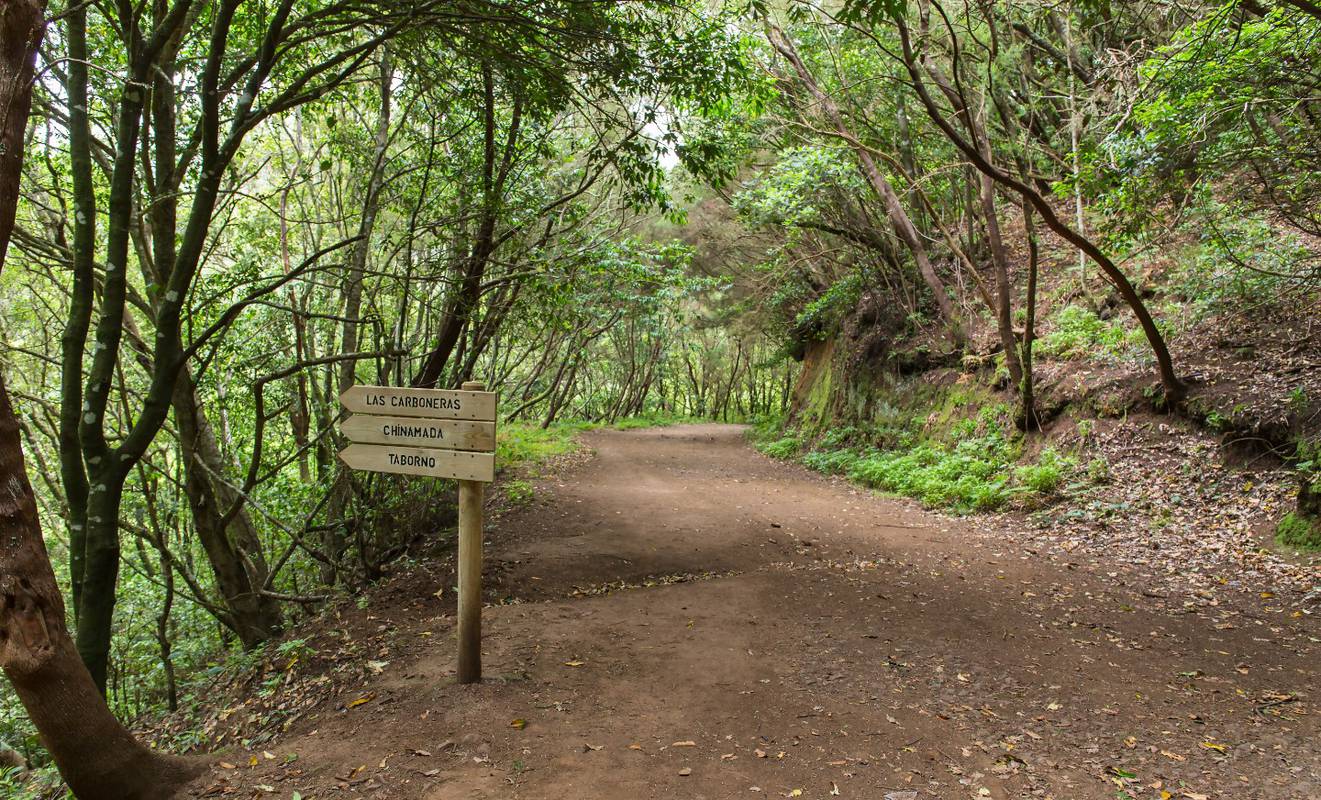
339,381,496,683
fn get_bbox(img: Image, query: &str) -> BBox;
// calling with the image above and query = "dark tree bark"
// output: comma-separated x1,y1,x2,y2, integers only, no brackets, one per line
0,2,204,795
1017,202,1041,431
893,14,1185,403
173,373,284,647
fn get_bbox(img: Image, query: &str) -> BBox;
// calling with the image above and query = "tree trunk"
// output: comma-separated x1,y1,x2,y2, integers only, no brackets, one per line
1,378,202,799
767,26,966,346
1018,203,1040,431
1,5,202,792
414,67,523,388
338,49,394,396
894,17,1184,403
172,372,283,647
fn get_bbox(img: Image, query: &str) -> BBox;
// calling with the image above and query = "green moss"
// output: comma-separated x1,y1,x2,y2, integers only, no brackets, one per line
800,358,835,431
1276,512,1321,551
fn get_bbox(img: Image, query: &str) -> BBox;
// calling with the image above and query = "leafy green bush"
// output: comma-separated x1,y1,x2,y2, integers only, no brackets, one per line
747,397,1075,513
1036,305,1145,361
1015,448,1068,495
802,448,860,475
760,435,801,459
844,431,1021,512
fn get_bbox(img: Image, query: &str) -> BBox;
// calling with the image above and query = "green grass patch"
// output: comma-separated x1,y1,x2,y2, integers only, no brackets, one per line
497,412,703,472
503,479,536,505
612,411,702,430
497,420,595,471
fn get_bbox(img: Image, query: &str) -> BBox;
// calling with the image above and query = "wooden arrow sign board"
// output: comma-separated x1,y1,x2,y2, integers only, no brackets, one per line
339,443,494,481
341,414,496,452
339,385,497,421
338,385,497,482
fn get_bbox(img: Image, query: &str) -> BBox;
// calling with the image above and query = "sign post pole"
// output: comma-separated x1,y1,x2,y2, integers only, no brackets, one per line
456,381,485,684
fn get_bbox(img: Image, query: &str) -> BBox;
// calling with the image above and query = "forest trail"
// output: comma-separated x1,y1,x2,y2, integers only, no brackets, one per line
192,425,1321,800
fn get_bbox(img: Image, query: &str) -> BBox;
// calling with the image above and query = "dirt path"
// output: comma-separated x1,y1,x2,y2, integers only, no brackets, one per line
191,424,1321,800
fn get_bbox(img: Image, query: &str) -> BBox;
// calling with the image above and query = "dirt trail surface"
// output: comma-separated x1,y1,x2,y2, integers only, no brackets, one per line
189,425,1320,800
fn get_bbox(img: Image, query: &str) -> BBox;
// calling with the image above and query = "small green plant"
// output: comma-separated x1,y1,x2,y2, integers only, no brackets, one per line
1075,418,1095,441
802,448,860,475
1015,448,1068,495
1086,457,1111,484
504,479,535,505
275,637,315,661
1037,305,1145,362
760,435,801,459
1288,386,1309,413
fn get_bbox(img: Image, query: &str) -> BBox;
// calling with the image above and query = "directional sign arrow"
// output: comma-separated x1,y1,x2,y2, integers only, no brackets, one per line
340,414,495,452
339,385,497,421
337,443,494,481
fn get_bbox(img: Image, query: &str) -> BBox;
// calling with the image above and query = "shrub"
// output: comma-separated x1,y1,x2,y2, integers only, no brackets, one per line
1037,305,1145,361
760,435,801,459
845,437,1017,512
802,448,860,475
1015,448,1068,495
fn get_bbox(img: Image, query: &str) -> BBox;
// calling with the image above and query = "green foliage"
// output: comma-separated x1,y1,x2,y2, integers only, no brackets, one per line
759,435,802,459
1015,448,1068,496
755,397,1076,513
801,447,860,475
504,480,536,505
1276,513,1321,551
1109,7,1321,230
1167,203,1317,317
1036,305,1146,362
845,433,1018,512
613,411,701,430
